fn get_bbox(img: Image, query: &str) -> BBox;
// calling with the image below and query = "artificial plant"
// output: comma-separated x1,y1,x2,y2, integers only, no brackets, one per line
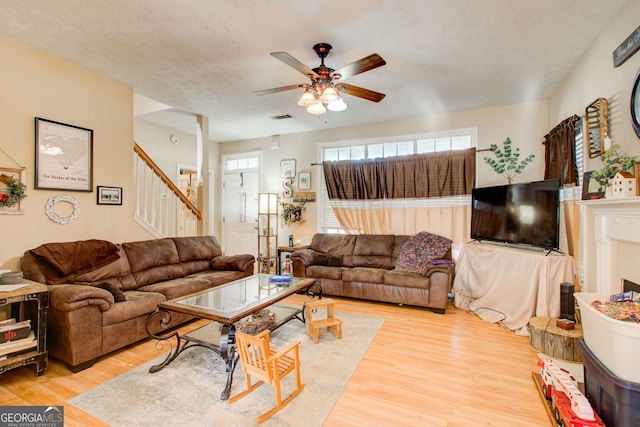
483,137,535,183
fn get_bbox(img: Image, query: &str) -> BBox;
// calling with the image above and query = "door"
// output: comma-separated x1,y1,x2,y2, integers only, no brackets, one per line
222,154,260,260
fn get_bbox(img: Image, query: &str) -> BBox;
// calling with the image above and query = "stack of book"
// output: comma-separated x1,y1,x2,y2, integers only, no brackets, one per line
0,318,36,360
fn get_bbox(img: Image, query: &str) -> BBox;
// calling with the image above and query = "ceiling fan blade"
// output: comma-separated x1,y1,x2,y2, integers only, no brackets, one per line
254,83,308,96
336,83,386,102
271,52,320,78
333,53,386,81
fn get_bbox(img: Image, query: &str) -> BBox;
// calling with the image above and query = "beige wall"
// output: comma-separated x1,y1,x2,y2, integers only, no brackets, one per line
220,99,549,237
134,118,198,183
548,0,640,168
0,36,152,269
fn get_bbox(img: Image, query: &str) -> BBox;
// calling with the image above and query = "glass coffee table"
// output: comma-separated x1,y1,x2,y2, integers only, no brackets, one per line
145,274,316,400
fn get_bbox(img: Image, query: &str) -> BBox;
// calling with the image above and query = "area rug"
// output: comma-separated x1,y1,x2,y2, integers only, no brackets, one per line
68,310,383,427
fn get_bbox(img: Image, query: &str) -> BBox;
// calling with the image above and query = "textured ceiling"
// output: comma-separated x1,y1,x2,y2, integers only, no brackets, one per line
0,0,628,142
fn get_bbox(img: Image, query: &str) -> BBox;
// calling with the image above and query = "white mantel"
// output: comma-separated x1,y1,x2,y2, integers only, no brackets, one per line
577,197,640,294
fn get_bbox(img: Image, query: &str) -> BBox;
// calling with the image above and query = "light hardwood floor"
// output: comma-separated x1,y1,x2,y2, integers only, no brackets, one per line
0,296,551,426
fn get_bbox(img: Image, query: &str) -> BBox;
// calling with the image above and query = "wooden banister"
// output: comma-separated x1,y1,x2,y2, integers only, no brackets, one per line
134,143,202,220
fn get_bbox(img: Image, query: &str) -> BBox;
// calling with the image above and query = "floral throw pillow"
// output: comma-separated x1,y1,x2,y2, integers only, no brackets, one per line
395,232,452,273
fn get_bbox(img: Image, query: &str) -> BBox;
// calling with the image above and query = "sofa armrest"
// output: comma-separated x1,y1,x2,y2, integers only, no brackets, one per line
48,284,114,312
211,254,255,272
421,263,454,278
290,248,316,266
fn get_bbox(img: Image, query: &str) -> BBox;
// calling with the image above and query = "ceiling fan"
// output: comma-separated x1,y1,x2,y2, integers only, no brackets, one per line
254,43,386,114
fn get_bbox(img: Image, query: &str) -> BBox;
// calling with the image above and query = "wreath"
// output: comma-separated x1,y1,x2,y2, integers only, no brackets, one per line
45,195,81,224
0,175,27,208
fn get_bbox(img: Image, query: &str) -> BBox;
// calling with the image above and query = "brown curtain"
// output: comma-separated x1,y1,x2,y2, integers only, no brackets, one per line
323,148,476,200
543,116,580,186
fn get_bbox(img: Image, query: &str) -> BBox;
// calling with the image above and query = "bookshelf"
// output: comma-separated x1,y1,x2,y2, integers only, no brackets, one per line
0,280,48,376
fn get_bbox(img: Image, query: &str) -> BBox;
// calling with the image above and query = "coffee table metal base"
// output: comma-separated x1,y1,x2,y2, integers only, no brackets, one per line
145,304,304,400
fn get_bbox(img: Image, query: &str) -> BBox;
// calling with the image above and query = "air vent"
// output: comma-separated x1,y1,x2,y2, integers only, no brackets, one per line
270,114,294,120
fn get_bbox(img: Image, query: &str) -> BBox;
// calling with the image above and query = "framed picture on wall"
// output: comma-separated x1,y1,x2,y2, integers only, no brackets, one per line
97,186,122,205
280,159,296,178
35,117,93,192
581,171,605,200
298,172,311,190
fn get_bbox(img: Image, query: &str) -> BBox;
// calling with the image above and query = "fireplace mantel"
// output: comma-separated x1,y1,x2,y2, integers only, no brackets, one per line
577,197,640,294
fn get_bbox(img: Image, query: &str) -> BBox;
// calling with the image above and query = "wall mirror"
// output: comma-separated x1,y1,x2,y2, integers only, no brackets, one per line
585,97,609,158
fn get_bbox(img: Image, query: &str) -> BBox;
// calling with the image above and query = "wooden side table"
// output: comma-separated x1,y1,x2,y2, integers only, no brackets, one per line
277,246,303,274
529,317,583,362
0,280,49,376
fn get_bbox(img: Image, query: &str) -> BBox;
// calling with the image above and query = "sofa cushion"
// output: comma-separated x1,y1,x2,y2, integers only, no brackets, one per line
101,291,166,327
384,269,431,289
173,236,222,262
342,267,386,284
353,235,395,256
310,234,357,256
395,232,452,273
313,253,343,267
30,239,120,285
123,238,180,272
306,265,344,281
137,277,212,300
123,238,184,287
348,255,395,270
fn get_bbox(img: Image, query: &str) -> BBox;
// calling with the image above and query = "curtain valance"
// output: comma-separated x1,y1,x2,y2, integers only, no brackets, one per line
323,148,476,200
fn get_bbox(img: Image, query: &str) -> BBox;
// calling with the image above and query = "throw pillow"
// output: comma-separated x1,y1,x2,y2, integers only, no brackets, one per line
395,231,452,273
96,282,127,303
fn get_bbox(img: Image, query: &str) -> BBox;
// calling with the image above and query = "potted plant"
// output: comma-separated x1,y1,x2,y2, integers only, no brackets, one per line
483,137,535,183
591,143,636,189
280,201,305,226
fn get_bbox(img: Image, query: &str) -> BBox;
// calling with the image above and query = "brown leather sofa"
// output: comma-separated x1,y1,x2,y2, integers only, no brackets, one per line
21,236,254,372
290,233,454,313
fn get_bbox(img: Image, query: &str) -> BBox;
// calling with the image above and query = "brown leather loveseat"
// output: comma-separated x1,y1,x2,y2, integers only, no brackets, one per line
290,233,454,313
21,236,254,372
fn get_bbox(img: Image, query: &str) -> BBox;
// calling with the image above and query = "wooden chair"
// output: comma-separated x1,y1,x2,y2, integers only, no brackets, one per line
228,329,305,423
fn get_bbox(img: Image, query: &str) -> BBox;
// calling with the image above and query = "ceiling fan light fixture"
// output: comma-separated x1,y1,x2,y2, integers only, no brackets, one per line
327,97,347,112
307,100,326,115
297,89,316,107
319,86,340,104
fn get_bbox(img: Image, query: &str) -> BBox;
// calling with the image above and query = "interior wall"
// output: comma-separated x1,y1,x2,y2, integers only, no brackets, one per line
134,118,198,183
219,99,549,236
548,0,640,167
0,36,152,269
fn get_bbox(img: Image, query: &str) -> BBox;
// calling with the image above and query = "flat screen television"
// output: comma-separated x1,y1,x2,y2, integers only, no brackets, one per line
470,178,560,250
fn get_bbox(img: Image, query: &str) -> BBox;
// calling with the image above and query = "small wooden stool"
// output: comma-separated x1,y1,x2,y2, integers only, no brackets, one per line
304,298,343,344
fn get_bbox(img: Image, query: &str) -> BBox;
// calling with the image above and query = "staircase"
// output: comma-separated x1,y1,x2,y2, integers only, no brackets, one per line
133,143,202,237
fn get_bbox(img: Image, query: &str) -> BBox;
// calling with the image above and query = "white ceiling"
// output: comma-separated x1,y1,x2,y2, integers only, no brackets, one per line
0,0,628,142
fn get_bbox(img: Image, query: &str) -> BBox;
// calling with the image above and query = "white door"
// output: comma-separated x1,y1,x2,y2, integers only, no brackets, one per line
222,158,260,261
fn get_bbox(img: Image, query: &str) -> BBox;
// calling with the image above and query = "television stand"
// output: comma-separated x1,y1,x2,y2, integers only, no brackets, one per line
452,242,576,334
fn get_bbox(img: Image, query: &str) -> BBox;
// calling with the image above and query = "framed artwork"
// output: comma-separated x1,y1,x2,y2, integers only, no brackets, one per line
298,172,311,190
35,117,93,192
0,167,27,215
97,186,122,205
280,159,296,178
581,171,605,200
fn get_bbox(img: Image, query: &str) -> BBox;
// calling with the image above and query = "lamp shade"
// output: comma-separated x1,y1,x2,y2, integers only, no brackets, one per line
319,86,340,104
297,89,316,107
327,97,348,111
307,100,326,115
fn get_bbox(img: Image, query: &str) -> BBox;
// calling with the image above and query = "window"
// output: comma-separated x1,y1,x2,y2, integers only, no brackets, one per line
318,128,477,233
225,155,259,172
